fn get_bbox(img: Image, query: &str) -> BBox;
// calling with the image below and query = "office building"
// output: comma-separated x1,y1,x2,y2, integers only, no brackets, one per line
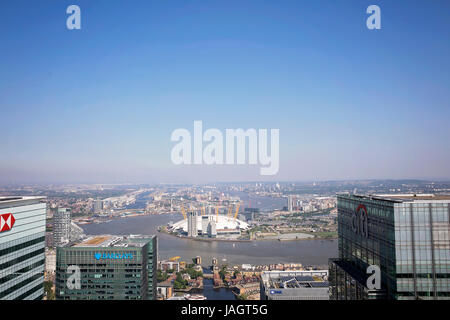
158,260,180,273
0,196,47,300
244,208,259,221
93,200,103,214
208,220,217,238
187,211,197,237
201,216,210,235
260,270,329,300
329,194,450,300
287,195,294,212
53,208,71,247
55,234,157,300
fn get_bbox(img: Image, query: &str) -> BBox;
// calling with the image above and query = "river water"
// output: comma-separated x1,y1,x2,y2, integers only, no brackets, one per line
81,213,337,268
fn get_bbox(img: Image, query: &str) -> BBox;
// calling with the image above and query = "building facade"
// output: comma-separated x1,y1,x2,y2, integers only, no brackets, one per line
201,216,210,235
243,208,259,221
93,200,103,214
260,270,329,300
329,194,450,300
55,235,157,300
187,211,197,237
53,208,71,247
208,220,217,237
287,195,293,212
0,196,47,300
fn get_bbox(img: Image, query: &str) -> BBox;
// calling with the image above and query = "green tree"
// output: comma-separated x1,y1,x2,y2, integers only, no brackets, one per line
157,270,169,282
44,280,55,300
173,273,188,289
219,267,227,280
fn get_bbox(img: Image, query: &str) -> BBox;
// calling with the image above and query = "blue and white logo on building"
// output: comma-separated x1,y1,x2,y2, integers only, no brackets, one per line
270,290,282,294
94,252,133,260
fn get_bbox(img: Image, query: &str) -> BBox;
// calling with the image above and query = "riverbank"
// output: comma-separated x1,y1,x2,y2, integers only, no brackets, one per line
158,225,337,242
158,227,252,242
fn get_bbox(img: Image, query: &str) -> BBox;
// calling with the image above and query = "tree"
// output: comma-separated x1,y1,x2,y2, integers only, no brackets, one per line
157,270,169,282
44,280,55,300
173,273,188,289
219,267,227,280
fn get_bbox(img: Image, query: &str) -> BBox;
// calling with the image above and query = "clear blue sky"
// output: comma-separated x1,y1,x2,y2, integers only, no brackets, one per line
1,0,449,184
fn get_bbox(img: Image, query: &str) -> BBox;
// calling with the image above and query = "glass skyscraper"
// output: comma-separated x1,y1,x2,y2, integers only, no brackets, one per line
55,234,157,300
52,208,71,247
329,194,450,300
0,196,47,300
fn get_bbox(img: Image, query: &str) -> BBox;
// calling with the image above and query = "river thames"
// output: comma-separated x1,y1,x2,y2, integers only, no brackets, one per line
81,213,337,268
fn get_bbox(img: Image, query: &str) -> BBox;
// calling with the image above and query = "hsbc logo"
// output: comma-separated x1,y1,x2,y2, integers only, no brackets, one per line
0,213,15,232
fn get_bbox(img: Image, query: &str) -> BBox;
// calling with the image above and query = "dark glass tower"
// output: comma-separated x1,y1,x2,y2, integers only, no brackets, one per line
329,194,450,300
55,235,157,300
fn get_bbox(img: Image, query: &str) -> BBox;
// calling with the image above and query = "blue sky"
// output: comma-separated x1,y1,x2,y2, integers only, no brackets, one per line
0,0,449,184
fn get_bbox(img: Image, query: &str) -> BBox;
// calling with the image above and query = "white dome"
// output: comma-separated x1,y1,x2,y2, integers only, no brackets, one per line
170,214,249,233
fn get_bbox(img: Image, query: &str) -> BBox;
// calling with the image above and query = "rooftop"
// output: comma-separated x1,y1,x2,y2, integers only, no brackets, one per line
0,196,46,209
261,270,329,290
340,193,450,203
0,196,46,202
74,234,155,248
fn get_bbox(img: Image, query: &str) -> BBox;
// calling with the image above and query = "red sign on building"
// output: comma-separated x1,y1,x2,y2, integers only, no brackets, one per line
0,213,15,232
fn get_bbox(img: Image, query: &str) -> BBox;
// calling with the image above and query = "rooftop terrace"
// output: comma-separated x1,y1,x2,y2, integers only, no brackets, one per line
340,193,450,203
74,234,154,248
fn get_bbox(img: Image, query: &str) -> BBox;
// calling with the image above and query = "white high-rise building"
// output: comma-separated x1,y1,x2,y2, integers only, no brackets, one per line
201,216,210,235
0,196,46,300
53,208,71,247
93,199,103,214
287,195,294,212
208,220,217,238
187,211,197,237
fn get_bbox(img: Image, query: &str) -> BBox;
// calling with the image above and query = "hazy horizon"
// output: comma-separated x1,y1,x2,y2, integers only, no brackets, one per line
1,176,450,187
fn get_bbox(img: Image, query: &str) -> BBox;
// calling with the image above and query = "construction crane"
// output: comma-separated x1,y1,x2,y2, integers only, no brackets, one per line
180,206,187,220
215,206,219,222
169,256,180,262
201,205,205,216
233,202,241,220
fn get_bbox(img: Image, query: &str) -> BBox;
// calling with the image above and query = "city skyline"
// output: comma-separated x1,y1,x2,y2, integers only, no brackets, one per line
1,0,450,184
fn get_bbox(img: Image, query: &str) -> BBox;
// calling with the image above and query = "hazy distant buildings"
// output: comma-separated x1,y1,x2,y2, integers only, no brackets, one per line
0,196,46,300
329,193,450,300
287,195,294,212
244,208,259,221
93,199,103,214
53,208,71,247
56,235,157,300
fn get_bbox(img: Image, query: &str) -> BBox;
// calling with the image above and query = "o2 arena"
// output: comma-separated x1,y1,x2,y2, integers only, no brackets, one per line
168,213,250,239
